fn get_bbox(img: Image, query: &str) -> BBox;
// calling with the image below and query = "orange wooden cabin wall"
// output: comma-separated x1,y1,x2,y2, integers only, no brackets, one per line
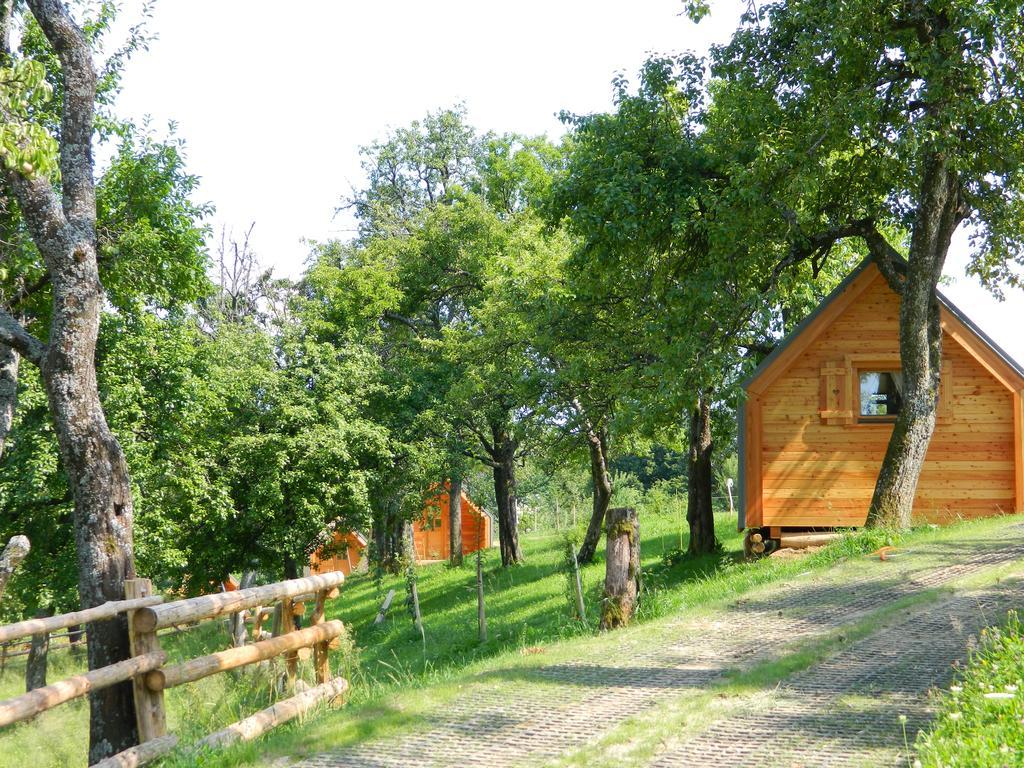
414,489,491,561
310,531,366,576
744,265,1024,529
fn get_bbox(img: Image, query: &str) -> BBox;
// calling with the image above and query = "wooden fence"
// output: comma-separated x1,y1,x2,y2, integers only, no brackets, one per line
0,572,349,766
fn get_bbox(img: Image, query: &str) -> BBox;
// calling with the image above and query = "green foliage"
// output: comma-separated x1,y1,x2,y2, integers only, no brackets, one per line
0,59,58,177
916,611,1024,766
703,0,1024,294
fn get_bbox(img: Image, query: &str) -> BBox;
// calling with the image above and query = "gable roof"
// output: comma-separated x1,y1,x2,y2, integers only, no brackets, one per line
743,257,1024,396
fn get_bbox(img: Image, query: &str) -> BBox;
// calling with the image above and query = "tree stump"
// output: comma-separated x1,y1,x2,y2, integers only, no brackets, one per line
600,507,639,630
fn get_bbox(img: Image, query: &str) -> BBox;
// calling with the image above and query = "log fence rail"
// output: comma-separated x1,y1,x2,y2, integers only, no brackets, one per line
0,571,349,766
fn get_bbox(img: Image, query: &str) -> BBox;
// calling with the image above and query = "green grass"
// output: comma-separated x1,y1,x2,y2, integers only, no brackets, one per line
914,610,1024,767
1,512,1016,768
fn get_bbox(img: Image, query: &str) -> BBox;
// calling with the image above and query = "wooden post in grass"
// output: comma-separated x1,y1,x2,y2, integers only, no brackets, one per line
600,507,639,630
124,578,167,742
310,588,339,685
571,547,586,622
405,527,425,649
279,596,298,690
373,589,396,625
476,521,487,643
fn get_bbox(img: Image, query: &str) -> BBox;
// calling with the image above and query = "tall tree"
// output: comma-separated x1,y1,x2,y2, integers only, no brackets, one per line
0,1,138,758
701,0,1024,527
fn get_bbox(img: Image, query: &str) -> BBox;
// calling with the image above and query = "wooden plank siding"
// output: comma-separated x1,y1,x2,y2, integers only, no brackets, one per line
414,489,492,562
744,263,1024,529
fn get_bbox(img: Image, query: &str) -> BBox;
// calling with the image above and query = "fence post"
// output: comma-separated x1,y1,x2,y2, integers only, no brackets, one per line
310,587,338,685
124,578,166,742
279,596,298,690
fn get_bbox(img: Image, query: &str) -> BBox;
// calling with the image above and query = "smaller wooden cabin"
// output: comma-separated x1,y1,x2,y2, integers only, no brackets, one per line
414,486,492,562
740,259,1024,547
310,530,368,576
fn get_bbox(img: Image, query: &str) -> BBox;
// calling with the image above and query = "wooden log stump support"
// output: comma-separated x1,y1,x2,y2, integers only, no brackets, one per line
600,507,640,630
125,579,167,742
310,587,338,685
279,596,298,689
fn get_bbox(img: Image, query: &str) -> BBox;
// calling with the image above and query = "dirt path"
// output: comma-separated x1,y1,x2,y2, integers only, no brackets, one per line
296,523,1024,768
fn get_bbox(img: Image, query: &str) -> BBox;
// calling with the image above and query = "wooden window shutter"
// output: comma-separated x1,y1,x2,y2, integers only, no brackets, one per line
819,361,853,425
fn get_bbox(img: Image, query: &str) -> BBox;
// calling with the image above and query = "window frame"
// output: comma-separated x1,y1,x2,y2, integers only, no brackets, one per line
854,368,904,424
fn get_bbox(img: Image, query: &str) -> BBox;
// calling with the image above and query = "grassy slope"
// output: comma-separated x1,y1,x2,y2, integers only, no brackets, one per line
915,610,1024,767
7,512,1014,768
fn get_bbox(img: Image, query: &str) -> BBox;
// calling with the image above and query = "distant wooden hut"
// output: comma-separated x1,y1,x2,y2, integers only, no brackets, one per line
740,258,1024,551
309,487,492,574
310,530,368,576
413,486,492,562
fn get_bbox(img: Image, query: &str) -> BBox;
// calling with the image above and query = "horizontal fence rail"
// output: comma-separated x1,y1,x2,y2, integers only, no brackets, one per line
0,596,163,644
0,571,350,767
131,572,346,633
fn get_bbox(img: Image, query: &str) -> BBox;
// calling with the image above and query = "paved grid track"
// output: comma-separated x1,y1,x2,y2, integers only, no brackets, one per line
296,531,1024,768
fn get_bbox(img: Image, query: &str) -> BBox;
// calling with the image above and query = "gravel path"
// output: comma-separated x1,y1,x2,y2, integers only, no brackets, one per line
296,525,1024,768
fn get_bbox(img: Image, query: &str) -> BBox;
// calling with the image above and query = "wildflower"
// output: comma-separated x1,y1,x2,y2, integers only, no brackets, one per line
899,714,908,723
950,685,963,694
984,692,1015,703
949,712,962,721
1005,685,1018,693
1001,745,1010,754
913,761,922,768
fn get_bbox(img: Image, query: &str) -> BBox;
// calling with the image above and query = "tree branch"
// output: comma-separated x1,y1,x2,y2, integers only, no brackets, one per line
26,0,96,230
859,224,906,295
0,305,44,364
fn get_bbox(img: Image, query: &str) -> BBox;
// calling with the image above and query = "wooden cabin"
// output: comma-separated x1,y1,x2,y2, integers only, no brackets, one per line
310,530,368,576
309,488,492,574
414,486,492,562
740,259,1024,548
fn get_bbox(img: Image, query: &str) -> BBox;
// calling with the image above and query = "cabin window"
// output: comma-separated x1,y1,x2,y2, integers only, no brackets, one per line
858,371,903,420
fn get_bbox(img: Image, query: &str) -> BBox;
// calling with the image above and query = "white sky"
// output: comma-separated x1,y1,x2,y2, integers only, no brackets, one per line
110,0,1024,364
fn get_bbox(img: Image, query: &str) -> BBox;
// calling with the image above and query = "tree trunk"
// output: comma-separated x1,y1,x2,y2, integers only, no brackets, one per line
491,425,523,566
577,423,612,565
370,493,406,574
25,608,51,692
0,535,29,606
0,343,18,459
448,476,463,567
686,396,717,555
868,153,963,529
600,507,639,630
0,3,140,760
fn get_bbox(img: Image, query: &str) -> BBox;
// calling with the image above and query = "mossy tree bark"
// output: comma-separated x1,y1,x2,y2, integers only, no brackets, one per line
490,424,523,566
600,507,639,630
866,154,966,529
448,476,463,567
686,396,717,554
577,422,612,566
0,2,141,759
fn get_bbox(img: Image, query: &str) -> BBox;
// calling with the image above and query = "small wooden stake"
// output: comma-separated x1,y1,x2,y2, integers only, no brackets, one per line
571,547,586,622
373,589,396,625
125,578,167,742
476,526,487,643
